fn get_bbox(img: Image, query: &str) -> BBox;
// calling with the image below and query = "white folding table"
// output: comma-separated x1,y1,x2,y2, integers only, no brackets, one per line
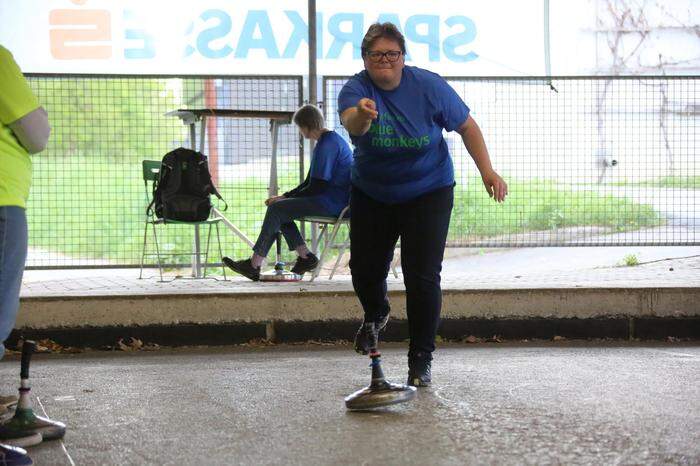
166,108,295,278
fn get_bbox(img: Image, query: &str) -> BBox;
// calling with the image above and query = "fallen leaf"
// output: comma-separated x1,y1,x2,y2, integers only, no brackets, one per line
61,346,85,354
117,337,143,351
241,338,276,347
36,339,64,353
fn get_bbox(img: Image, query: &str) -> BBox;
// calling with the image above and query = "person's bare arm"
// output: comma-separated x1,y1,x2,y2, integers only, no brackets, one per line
456,115,508,202
340,98,378,136
8,107,51,154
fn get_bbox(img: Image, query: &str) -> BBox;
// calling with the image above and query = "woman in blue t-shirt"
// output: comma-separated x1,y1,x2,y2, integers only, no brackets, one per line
222,104,352,281
338,23,508,387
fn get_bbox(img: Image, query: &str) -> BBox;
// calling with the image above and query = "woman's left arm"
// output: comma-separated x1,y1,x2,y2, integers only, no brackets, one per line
456,116,508,203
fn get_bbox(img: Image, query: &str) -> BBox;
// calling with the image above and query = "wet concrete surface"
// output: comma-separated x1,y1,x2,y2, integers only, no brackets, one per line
1,342,698,465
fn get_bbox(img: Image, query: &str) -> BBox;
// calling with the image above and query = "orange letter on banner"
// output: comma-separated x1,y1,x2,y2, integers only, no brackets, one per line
49,10,112,59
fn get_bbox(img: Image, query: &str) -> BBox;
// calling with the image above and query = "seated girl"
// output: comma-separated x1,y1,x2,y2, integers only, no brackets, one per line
223,104,352,281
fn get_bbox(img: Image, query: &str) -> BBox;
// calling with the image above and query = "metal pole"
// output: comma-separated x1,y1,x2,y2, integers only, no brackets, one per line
212,207,254,247
204,80,219,185
308,0,320,253
309,0,317,107
199,117,206,154
270,119,282,265
193,117,209,278
190,120,202,278
193,224,202,278
544,0,552,78
269,120,279,198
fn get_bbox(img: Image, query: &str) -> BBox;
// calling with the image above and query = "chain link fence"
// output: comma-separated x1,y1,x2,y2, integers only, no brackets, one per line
324,75,699,247
25,74,303,269
21,74,699,270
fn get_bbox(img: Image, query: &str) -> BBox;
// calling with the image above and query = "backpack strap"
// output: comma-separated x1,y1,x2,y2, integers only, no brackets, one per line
210,185,228,212
146,196,156,217
146,161,172,217
194,156,229,212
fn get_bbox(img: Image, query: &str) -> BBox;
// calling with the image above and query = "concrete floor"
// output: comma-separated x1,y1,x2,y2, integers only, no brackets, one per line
1,342,698,466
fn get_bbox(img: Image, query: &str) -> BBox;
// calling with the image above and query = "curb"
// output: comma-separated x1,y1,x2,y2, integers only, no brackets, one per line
7,316,699,349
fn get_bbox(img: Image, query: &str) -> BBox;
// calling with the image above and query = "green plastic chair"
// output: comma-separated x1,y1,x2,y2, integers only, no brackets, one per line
139,160,227,281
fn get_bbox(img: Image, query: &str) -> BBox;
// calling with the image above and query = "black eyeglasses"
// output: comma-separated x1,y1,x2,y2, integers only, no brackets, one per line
365,50,402,63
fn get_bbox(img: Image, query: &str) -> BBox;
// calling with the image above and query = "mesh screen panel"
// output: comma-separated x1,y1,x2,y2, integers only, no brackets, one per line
324,75,699,247
26,74,303,269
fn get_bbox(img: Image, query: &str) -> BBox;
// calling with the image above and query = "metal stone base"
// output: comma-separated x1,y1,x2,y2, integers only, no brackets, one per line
259,269,303,282
345,380,417,410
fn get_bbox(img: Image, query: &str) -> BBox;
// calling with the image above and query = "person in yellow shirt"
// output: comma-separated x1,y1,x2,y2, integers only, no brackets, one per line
0,44,50,456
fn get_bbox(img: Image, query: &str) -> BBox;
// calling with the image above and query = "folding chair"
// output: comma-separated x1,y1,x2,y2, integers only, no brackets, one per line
304,206,399,281
139,160,227,281
302,206,350,281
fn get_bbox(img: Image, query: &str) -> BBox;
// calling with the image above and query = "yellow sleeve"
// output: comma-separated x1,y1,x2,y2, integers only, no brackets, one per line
0,45,40,125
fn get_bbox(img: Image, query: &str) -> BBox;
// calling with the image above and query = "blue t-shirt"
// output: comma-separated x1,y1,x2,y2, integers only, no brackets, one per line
337,66,469,204
309,130,352,216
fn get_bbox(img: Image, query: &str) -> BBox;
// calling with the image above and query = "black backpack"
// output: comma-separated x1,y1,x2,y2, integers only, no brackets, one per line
147,148,227,222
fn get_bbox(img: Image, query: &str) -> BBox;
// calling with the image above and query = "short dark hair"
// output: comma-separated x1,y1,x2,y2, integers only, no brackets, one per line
361,22,406,57
293,104,324,131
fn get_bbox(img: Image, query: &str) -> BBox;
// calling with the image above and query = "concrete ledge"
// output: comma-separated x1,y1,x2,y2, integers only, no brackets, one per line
11,286,699,347
17,287,700,330
6,317,699,349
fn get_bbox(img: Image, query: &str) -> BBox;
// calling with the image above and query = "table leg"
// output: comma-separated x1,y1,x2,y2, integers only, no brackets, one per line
193,224,202,278
212,208,254,247
269,120,282,264
190,121,204,278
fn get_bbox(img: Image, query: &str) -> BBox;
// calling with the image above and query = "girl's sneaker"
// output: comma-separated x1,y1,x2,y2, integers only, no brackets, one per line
290,253,319,275
222,257,260,281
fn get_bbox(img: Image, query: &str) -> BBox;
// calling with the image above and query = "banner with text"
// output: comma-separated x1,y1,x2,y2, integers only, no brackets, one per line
0,0,545,76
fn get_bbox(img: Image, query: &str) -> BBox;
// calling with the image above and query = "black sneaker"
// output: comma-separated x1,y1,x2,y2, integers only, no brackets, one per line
222,257,260,281
353,312,390,355
407,352,432,387
290,253,319,275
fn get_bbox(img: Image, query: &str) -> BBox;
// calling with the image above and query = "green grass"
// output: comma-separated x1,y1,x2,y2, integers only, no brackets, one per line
28,156,276,266
610,176,700,189
450,178,662,242
637,176,700,189
26,160,664,265
622,254,640,266
20,76,680,266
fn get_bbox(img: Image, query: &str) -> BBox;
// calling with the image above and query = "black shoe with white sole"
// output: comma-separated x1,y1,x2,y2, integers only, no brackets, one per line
222,257,260,281
407,351,432,387
290,253,319,275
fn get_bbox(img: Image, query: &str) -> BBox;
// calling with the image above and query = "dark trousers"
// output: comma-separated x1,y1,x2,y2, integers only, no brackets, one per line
253,197,332,257
349,184,453,356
